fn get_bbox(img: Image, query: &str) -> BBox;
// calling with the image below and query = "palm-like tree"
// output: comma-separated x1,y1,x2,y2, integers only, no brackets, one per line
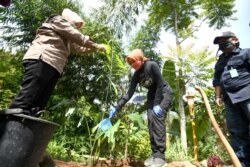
162,43,216,153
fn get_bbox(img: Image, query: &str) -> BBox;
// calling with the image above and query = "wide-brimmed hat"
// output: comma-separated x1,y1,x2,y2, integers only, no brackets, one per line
213,31,237,44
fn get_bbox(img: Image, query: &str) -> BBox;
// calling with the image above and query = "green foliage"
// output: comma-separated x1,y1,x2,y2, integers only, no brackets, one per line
47,140,72,161
201,0,237,29
129,20,162,65
43,95,99,162
46,16,128,105
148,0,236,37
93,0,236,44
91,119,121,161
148,0,197,35
90,111,150,161
198,135,230,162
91,0,147,38
127,129,151,160
47,135,90,162
186,115,210,142
162,45,215,115
0,50,23,109
101,44,128,97
55,43,127,106
185,87,229,162
163,60,178,110
164,45,215,87
166,138,193,161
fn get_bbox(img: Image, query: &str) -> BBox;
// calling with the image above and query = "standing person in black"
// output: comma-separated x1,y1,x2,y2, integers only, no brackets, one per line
213,31,250,167
109,49,173,167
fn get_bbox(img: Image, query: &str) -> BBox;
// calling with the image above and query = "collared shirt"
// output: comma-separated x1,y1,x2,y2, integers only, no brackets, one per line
213,47,250,103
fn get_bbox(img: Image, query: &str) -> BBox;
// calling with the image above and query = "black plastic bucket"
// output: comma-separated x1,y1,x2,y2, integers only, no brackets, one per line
0,114,59,167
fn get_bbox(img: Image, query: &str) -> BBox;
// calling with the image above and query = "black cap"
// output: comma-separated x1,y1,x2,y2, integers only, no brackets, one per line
213,31,236,44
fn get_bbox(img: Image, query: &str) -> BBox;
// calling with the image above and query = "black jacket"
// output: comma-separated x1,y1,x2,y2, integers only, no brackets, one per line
213,48,250,103
116,60,173,110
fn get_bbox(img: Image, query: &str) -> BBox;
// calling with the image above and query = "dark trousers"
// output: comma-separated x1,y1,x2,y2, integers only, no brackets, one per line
224,98,250,167
147,109,167,160
147,86,173,160
9,59,60,112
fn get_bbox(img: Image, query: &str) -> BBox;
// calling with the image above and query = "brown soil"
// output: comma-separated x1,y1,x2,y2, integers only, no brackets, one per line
54,159,200,167
41,154,232,167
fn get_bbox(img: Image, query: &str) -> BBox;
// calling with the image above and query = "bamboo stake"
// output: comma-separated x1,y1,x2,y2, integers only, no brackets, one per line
185,94,198,161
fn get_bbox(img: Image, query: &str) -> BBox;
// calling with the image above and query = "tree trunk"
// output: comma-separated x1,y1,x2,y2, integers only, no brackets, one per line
172,0,188,154
178,74,187,153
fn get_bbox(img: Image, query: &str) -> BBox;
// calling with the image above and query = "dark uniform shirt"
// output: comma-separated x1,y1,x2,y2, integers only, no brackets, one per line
116,60,172,110
213,48,250,103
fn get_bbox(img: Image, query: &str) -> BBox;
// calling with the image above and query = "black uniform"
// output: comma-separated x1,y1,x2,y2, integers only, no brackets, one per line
116,60,173,160
213,48,250,103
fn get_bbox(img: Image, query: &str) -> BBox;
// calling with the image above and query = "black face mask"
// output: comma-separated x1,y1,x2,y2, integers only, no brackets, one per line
219,41,234,51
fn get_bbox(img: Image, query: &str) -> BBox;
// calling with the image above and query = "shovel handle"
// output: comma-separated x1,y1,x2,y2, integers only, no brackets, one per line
195,86,241,167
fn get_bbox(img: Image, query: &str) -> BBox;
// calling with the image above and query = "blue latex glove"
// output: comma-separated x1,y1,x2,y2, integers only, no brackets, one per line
153,105,164,117
109,106,117,119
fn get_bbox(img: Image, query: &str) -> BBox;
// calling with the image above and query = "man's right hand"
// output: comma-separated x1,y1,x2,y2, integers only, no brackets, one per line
215,97,223,107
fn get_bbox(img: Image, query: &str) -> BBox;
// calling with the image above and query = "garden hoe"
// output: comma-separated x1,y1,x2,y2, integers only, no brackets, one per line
195,86,242,167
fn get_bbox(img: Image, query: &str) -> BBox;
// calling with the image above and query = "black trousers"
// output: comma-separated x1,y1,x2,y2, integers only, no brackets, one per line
147,86,173,160
9,59,60,112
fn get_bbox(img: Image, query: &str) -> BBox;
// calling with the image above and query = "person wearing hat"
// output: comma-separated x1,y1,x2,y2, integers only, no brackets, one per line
8,8,106,116
213,31,250,167
109,49,173,167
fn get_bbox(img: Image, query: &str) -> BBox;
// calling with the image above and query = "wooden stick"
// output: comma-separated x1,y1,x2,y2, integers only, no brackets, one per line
195,86,241,167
